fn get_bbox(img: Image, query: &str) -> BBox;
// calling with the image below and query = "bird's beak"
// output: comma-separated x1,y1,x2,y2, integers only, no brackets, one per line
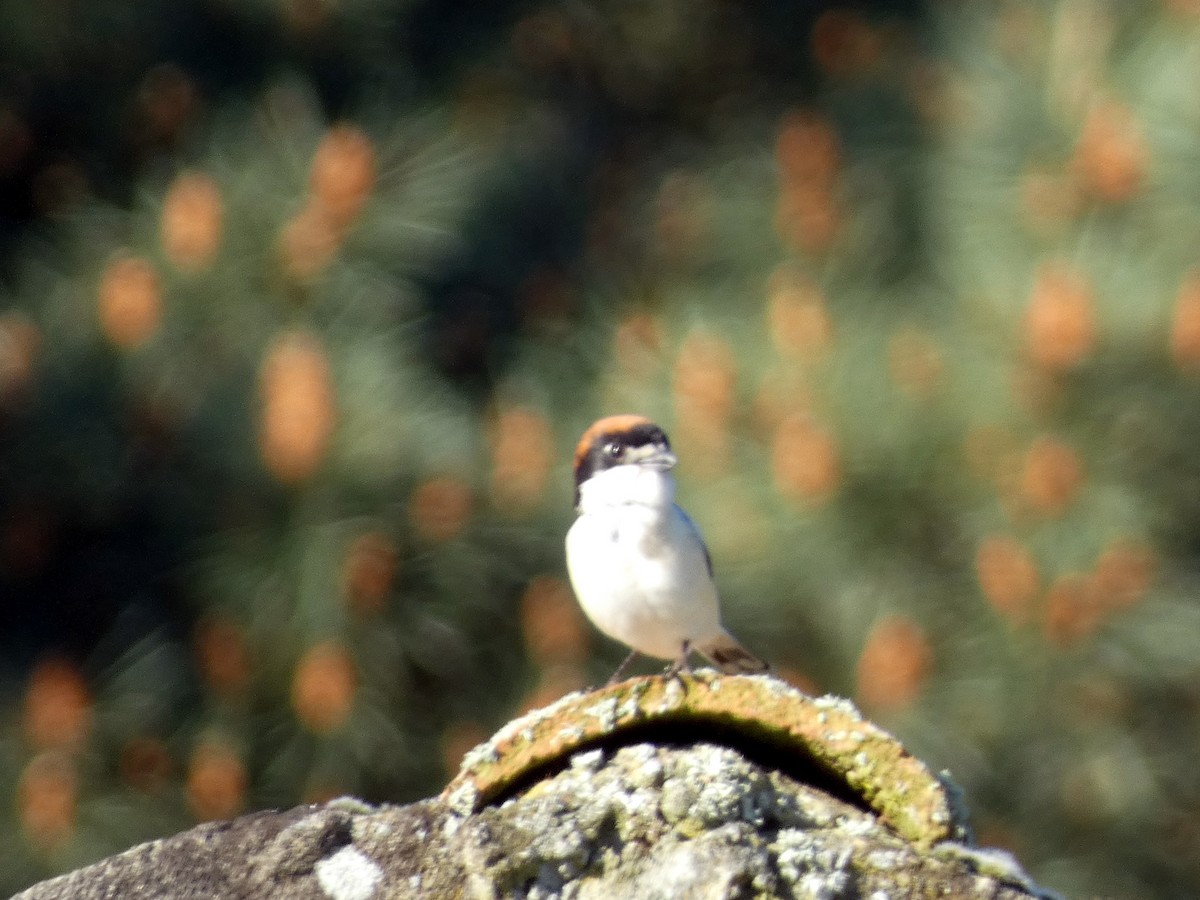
630,445,677,470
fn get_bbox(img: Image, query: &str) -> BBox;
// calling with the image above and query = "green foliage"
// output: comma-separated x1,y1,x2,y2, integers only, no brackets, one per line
4,1,1200,898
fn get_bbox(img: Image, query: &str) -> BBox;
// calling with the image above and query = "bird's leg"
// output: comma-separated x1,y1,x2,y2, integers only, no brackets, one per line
663,640,693,679
606,649,642,686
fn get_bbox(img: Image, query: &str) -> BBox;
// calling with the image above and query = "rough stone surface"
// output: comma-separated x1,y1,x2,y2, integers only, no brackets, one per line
14,674,1057,900
445,671,968,849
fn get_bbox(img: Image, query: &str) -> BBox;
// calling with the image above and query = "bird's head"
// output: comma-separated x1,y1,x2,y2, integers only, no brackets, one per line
572,414,677,511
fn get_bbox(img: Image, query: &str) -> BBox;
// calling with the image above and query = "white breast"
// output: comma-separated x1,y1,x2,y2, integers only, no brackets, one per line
565,495,723,661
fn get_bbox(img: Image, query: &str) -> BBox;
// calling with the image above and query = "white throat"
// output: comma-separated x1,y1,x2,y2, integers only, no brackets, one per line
577,464,676,514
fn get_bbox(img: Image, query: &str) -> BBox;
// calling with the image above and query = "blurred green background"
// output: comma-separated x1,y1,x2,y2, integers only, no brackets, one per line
2,0,1200,896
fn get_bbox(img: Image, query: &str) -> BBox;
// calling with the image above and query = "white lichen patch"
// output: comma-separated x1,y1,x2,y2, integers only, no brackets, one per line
357,817,392,841
442,813,464,838
436,669,962,862
580,696,620,731
615,786,660,826
324,796,375,815
837,816,876,837
758,675,804,699
444,780,480,816
864,847,909,870
774,829,854,888
656,676,686,711
618,692,644,720
557,723,586,743
314,846,382,900
795,870,851,900
461,740,501,770
613,744,663,790
938,842,1064,900
654,744,767,832
812,694,861,716
570,748,605,772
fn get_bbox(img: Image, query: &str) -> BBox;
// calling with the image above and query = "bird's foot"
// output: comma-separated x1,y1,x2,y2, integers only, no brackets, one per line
662,640,693,680
606,649,642,686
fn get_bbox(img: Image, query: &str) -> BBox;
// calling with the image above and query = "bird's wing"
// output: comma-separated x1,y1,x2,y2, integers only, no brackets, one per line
676,505,714,579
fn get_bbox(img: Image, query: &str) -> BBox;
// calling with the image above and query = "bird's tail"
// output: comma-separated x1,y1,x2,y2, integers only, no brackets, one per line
696,630,769,675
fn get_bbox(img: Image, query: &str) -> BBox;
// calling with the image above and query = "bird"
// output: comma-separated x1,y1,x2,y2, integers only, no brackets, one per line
565,414,769,683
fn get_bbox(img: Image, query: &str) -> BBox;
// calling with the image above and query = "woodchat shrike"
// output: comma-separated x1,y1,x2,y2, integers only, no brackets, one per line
565,414,769,683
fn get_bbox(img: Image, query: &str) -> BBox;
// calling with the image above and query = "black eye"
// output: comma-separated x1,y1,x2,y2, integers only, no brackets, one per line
604,440,624,460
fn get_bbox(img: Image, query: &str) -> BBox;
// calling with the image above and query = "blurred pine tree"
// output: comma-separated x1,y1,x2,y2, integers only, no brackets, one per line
4,1,1200,898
